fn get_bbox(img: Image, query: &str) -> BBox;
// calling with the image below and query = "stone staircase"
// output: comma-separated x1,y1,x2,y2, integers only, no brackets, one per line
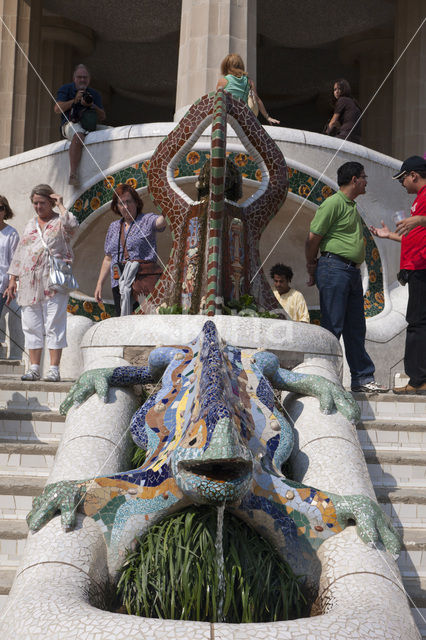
0,359,71,610
355,392,426,639
0,359,425,637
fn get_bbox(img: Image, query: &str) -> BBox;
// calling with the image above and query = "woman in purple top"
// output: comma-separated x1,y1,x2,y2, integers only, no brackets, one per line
94,184,166,316
325,78,362,144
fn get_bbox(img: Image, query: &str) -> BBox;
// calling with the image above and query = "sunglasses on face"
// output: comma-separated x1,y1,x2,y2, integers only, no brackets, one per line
0,205,5,212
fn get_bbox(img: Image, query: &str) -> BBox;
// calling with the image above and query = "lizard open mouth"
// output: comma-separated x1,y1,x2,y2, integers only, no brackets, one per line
178,458,252,482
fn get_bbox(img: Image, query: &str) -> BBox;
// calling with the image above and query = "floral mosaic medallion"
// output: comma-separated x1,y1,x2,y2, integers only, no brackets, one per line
69,154,384,321
67,297,115,321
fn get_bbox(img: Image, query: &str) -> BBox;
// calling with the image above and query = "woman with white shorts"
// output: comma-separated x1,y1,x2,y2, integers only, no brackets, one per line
5,185,78,382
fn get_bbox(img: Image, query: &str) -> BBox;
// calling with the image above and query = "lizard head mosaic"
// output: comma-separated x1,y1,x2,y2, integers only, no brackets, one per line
27,321,400,589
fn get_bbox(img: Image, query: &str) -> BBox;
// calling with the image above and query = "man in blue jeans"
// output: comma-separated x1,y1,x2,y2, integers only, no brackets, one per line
305,161,387,393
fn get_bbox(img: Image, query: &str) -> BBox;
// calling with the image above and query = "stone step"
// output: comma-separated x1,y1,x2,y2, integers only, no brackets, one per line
0,568,16,595
405,578,426,638
0,439,58,473
405,576,426,608
0,474,47,520
376,486,426,528
0,359,25,375
0,519,28,540
358,419,426,451
354,391,426,421
0,379,73,412
0,518,29,569
398,548,426,578
0,408,66,442
411,609,426,640
366,449,426,489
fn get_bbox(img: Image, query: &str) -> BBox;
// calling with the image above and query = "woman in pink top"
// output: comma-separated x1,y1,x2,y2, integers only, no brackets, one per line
5,184,78,382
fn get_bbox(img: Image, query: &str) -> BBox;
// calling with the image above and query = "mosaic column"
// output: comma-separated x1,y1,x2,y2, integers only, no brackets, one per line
174,0,257,120
0,0,41,158
392,0,426,159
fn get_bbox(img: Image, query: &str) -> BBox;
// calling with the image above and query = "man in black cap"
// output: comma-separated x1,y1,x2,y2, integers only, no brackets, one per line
370,155,426,395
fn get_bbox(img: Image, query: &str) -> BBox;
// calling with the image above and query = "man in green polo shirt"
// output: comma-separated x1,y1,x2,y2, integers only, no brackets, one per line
305,161,386,393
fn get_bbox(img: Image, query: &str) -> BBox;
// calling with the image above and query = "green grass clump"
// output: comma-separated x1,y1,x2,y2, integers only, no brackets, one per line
116,505,306,623
131,444,146,469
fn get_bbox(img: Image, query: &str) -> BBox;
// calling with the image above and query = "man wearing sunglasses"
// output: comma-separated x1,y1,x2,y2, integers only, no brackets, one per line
370,156,426,395
305,162,387,394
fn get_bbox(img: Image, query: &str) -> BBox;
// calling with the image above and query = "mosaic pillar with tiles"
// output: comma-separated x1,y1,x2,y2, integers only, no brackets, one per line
146,88,288,316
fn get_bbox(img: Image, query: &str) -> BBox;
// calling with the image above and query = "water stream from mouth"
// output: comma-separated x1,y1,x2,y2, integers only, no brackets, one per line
215,502,226,622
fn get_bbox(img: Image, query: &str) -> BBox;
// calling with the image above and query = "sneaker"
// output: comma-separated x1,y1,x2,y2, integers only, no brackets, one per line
68,173,79,187
351,381,389,393
21,369,40,381
43,369,61,382
393,382,426,395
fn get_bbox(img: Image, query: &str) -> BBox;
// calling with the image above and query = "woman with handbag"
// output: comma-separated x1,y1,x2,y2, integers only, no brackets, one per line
5,185,78,382
216,53,280,125
94,184,166,316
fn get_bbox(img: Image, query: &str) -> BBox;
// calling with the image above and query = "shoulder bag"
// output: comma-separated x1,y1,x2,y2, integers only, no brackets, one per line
120,221,162,297
36,219,79,294
247,80,259,117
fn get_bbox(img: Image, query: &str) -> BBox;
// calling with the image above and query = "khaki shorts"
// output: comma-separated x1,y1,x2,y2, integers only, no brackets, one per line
61,121,109,141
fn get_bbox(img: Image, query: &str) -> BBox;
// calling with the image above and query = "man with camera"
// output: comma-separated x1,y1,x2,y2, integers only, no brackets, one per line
55,64,107,186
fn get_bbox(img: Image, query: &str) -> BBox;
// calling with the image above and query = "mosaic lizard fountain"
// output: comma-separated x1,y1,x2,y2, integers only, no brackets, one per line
2,89,419,639
27,321,399,582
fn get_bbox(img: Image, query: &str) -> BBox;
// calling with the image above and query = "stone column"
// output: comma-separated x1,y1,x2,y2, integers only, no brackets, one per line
392,0,426,159
35,17,95,148
357,40,394,156
340,29,394,156
174,0,256,120
0,0,42,159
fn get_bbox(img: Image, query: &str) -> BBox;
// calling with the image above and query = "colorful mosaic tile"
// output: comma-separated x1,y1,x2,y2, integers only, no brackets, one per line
68,94,383,320
67,296,115,320
28,321,400,583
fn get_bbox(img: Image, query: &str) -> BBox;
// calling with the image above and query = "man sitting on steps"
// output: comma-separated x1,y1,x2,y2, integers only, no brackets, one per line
55,64,107,187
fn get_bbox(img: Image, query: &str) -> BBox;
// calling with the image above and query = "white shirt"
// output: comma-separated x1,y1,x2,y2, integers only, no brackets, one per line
0,225,19,293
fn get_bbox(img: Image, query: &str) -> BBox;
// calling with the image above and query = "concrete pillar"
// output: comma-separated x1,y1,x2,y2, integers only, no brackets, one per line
392,0,426,159
0,0,42,159
174,0,256,120
340,29,394,156
357,39,394,156
35,17,95,148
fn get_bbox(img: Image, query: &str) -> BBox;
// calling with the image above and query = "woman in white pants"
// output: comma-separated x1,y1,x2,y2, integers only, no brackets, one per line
5,185,78,382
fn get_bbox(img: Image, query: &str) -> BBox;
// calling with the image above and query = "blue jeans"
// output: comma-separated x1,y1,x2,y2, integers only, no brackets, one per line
316,255,375,387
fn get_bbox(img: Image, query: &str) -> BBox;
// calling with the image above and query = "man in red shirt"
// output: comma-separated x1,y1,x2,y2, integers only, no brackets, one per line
370,156,426,394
